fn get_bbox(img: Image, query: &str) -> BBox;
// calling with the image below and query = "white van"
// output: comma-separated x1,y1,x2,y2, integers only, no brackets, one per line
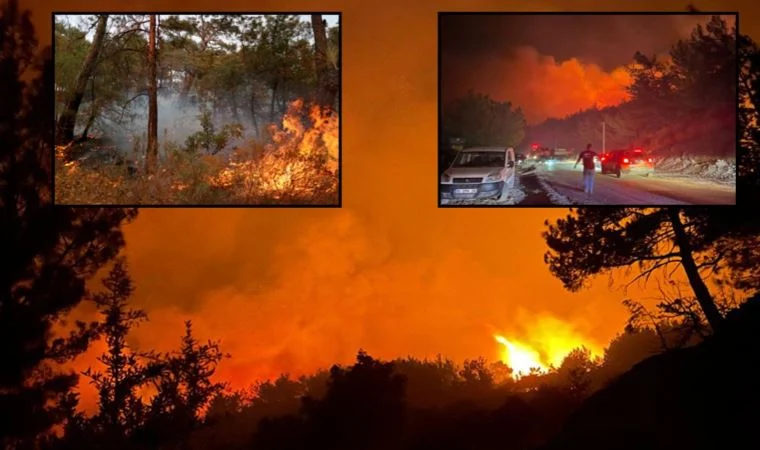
440,147,516,200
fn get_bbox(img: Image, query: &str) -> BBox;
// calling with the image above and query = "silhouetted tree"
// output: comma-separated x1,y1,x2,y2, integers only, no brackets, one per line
738,34,760,191
556,347,599,400
393,355,461,408
254,350,407,450
670,17,736,109
1,2,136,446
139,321,227,448
543,207,760,334
82,260,156,446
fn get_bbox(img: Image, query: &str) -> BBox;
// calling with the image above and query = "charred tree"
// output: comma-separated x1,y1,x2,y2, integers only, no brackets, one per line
55,14,109,145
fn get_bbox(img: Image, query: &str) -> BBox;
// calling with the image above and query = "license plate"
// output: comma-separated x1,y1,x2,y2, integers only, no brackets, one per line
454,188,478,194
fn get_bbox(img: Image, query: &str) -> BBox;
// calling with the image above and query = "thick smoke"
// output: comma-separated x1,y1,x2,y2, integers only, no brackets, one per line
443,46,632,124
85,89,268,162
441,13,736,124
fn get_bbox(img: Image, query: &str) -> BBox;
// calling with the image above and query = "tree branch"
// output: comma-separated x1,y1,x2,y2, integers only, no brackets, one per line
625,257,682,288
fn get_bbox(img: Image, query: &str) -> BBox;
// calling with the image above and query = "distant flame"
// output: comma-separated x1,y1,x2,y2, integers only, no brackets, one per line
494,334,547,377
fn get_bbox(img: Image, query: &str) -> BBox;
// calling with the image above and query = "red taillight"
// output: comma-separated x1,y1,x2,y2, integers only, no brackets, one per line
623,157,630,164
600,156,606,161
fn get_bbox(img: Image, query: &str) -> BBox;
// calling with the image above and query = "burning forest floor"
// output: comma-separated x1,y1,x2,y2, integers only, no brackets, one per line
54,100,340,206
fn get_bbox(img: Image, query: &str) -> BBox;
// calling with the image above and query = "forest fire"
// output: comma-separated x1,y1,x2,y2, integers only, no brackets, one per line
495,334,548,376
494,324,602,378
208,99,339,203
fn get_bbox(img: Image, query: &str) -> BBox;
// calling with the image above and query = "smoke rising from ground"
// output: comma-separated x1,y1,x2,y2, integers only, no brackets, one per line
85,91,267,162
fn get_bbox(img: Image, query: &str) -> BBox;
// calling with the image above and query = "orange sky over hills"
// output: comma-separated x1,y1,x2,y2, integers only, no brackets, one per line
27,0,757,411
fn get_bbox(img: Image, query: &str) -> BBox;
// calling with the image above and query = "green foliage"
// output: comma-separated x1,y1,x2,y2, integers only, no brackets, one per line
443,91,526,148
243,15,312,89
327,25,340,69
53,21,90,96
184,107,243,155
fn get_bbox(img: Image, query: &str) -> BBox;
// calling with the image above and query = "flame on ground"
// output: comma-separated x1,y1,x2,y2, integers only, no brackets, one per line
208,99,339,202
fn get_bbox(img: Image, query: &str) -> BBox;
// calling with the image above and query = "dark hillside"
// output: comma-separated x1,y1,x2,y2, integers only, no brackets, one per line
540,294,760,450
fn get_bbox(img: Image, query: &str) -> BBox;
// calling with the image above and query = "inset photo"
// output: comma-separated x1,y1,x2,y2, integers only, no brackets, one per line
54,13,340,206
439,12,738,206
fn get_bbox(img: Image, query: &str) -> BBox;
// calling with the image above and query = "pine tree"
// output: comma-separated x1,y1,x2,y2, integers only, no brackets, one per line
1,2,137,446
82,259,155,446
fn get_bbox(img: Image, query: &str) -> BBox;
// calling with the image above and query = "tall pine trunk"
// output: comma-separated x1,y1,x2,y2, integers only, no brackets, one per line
311,15,338,112
667,207,725,333
55,14,108,145
146,15,158,173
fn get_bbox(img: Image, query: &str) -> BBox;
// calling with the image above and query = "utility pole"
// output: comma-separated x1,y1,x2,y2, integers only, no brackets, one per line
602,121,606,154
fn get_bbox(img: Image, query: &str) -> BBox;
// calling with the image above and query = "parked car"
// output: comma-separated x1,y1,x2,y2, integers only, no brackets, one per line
600,148,655,178
440,147,516,200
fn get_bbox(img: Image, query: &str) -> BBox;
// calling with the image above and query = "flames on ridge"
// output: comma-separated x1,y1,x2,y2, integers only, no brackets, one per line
493,319,601,378
494,335,547,377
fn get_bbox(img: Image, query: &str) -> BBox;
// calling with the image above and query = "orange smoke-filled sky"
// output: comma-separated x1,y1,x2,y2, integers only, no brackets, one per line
24,0,759,411
441,13,737,124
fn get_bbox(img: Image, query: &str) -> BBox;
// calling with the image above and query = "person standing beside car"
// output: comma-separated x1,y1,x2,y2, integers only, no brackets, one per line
574,143,598,195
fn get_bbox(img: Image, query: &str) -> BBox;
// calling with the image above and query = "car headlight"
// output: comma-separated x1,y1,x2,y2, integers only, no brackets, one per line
441,173,451,182
485,170,503,182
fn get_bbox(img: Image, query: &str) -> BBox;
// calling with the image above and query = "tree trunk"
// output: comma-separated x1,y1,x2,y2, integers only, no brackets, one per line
146,15,158,173
280,92,287,116
250,89,259,137
269,81,278,124
55,14,109,145
667,207,725,333
76,80,97,143
311,15,338,112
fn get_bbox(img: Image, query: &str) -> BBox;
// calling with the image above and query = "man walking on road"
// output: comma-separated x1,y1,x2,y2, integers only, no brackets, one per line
574,143,598,195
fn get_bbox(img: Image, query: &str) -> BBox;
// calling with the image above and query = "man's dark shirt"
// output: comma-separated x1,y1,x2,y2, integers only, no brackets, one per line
577,150,597,170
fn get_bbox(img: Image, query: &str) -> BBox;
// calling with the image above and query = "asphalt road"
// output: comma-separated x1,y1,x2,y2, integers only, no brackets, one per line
532,161,736,205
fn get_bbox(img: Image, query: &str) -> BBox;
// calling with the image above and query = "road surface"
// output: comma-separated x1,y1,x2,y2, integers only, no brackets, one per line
530,161,735,205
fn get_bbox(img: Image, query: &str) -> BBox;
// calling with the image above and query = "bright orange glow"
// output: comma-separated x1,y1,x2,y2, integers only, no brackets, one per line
208,99,339,201
444,46,633,124
494,314,605,378
29,0,746,415
494,335,547,376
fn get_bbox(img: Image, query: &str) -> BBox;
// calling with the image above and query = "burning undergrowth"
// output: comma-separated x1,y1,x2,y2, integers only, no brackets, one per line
54,99,340,205
209,99,339,205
